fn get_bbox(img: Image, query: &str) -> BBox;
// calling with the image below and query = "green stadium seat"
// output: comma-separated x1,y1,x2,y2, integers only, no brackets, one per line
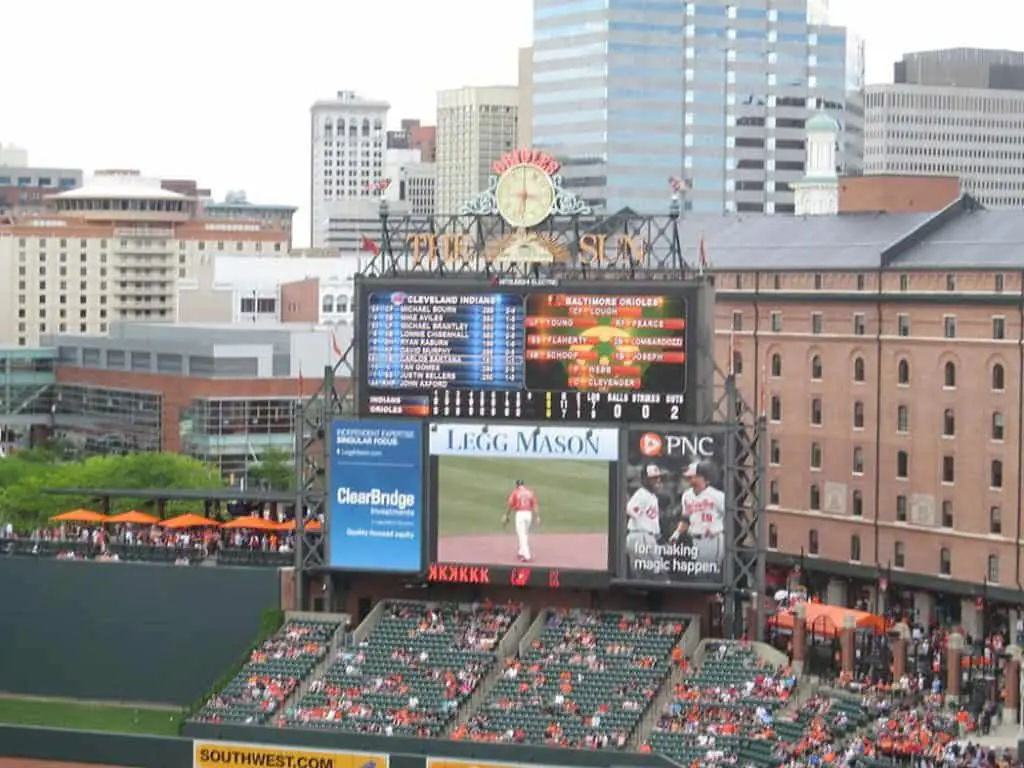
191,620,339,725
281,601,520,737
459,609,689,750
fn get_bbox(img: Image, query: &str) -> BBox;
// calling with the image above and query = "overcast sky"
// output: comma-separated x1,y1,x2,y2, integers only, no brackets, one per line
3,0,1018,245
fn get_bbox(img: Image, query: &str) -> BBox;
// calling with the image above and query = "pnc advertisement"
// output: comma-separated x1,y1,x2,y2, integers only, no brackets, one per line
194,741,387,768
429,423,617,571
617,428,728,587
328,419,424,572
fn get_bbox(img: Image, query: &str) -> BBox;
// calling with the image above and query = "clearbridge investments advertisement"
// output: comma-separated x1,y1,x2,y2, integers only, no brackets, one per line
328,419,423,572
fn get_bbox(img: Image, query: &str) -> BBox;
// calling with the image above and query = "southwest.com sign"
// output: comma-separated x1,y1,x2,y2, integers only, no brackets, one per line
194,741,388,768
429,423,618,461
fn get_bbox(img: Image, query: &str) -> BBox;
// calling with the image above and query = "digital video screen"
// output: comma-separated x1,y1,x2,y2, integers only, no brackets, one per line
429,423,617,571
358,279,695,423
617,429,728,587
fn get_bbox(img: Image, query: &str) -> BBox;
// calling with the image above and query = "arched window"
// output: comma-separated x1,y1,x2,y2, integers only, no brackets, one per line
894,541,905,568
944,360,956,387
770,395,782,422
852,490,863,517
732,350,743,374
810,354,823,380
939,547,951,575
335,295,348,313
361,118,371,136
992,363,1005,391
808,528,819,554
896,450,909,479
768,524,778,549
850,534,861,562
853,357,865,382
897,358,910,384
943,408,955,437
991,459,1004,489
853,401,865,429
987,555,999,584
771,352,782,377
809,484,820,511
992,412,1005,440
321,295,335,313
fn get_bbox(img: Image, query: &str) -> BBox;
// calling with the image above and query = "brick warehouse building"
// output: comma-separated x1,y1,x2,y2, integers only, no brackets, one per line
694,194,1024,636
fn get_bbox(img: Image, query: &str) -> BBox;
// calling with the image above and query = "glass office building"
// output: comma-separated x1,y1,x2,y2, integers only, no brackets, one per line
532,0,864,215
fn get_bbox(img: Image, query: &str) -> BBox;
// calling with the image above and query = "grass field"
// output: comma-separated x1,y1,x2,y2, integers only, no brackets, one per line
437,456,608,536
0,696,182,735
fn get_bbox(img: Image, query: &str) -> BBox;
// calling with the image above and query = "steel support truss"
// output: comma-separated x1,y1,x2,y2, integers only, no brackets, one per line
293,207,765,630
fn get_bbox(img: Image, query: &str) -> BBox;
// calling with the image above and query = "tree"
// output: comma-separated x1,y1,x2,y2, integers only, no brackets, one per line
0,452,228,531
246,448,295,492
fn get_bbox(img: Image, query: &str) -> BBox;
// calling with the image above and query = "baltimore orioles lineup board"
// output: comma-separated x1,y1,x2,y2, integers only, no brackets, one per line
358,279,698,423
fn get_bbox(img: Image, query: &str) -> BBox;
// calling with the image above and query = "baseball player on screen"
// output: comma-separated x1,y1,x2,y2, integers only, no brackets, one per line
672,461,726,570
625,464,664,578
503,480,539,562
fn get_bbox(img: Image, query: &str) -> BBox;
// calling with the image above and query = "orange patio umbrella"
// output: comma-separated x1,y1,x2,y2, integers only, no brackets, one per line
222,515,279,531
159,513,221,529
277,518,321,531
51,509,107,524
106,510,159,525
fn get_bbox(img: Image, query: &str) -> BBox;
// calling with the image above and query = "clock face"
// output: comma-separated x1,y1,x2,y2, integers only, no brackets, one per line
495,164,556,228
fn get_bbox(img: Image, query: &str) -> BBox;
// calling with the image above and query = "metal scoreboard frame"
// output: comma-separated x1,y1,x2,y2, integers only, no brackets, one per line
354,277,716,425
290,147,766,642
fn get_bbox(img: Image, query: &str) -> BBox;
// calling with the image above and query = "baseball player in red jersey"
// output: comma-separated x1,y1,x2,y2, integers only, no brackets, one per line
503,480,539,562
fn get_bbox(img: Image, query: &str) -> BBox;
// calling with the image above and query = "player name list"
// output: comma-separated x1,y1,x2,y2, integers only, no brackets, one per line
366,292,526,389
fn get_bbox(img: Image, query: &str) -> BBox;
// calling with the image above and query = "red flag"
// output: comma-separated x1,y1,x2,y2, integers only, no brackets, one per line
360,235,381,257
331,331,342,357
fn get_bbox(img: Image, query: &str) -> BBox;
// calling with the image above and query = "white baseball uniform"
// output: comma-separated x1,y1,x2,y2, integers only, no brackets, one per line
682,485,726,566
625,486,661,576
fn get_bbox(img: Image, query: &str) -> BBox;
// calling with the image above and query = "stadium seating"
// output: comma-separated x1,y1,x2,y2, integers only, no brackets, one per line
191,619,339,725
458,609,688,749
644,641,797,764
280,601,520,737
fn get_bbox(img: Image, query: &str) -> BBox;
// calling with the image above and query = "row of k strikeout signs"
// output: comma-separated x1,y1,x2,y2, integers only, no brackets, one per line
328,419,730,587
193,741,533,768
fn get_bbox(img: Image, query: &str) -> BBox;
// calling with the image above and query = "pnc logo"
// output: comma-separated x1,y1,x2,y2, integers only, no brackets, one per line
638,432,664,457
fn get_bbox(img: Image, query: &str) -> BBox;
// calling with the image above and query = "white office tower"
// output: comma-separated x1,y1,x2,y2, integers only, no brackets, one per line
435,86,519,215
309,91,390,248
0,144,29,166
383,148,436,217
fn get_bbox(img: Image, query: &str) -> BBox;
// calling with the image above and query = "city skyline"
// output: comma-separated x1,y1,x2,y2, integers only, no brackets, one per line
3,0,1019,245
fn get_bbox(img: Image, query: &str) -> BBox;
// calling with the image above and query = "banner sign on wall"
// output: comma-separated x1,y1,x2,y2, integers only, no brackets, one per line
328,419,423,572
194,741,388,768
617,428,728,587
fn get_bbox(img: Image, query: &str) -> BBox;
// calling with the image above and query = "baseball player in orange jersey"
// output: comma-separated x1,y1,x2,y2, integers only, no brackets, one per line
504,480,539,562
671,461,725,568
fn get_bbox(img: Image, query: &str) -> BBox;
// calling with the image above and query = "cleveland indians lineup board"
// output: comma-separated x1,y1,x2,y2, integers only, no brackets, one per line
357,279,702,423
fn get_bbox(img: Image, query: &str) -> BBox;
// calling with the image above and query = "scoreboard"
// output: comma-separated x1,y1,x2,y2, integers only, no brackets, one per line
356,278,708,423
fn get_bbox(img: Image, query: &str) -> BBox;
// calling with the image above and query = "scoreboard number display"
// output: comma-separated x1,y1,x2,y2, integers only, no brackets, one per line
358,279,705,423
